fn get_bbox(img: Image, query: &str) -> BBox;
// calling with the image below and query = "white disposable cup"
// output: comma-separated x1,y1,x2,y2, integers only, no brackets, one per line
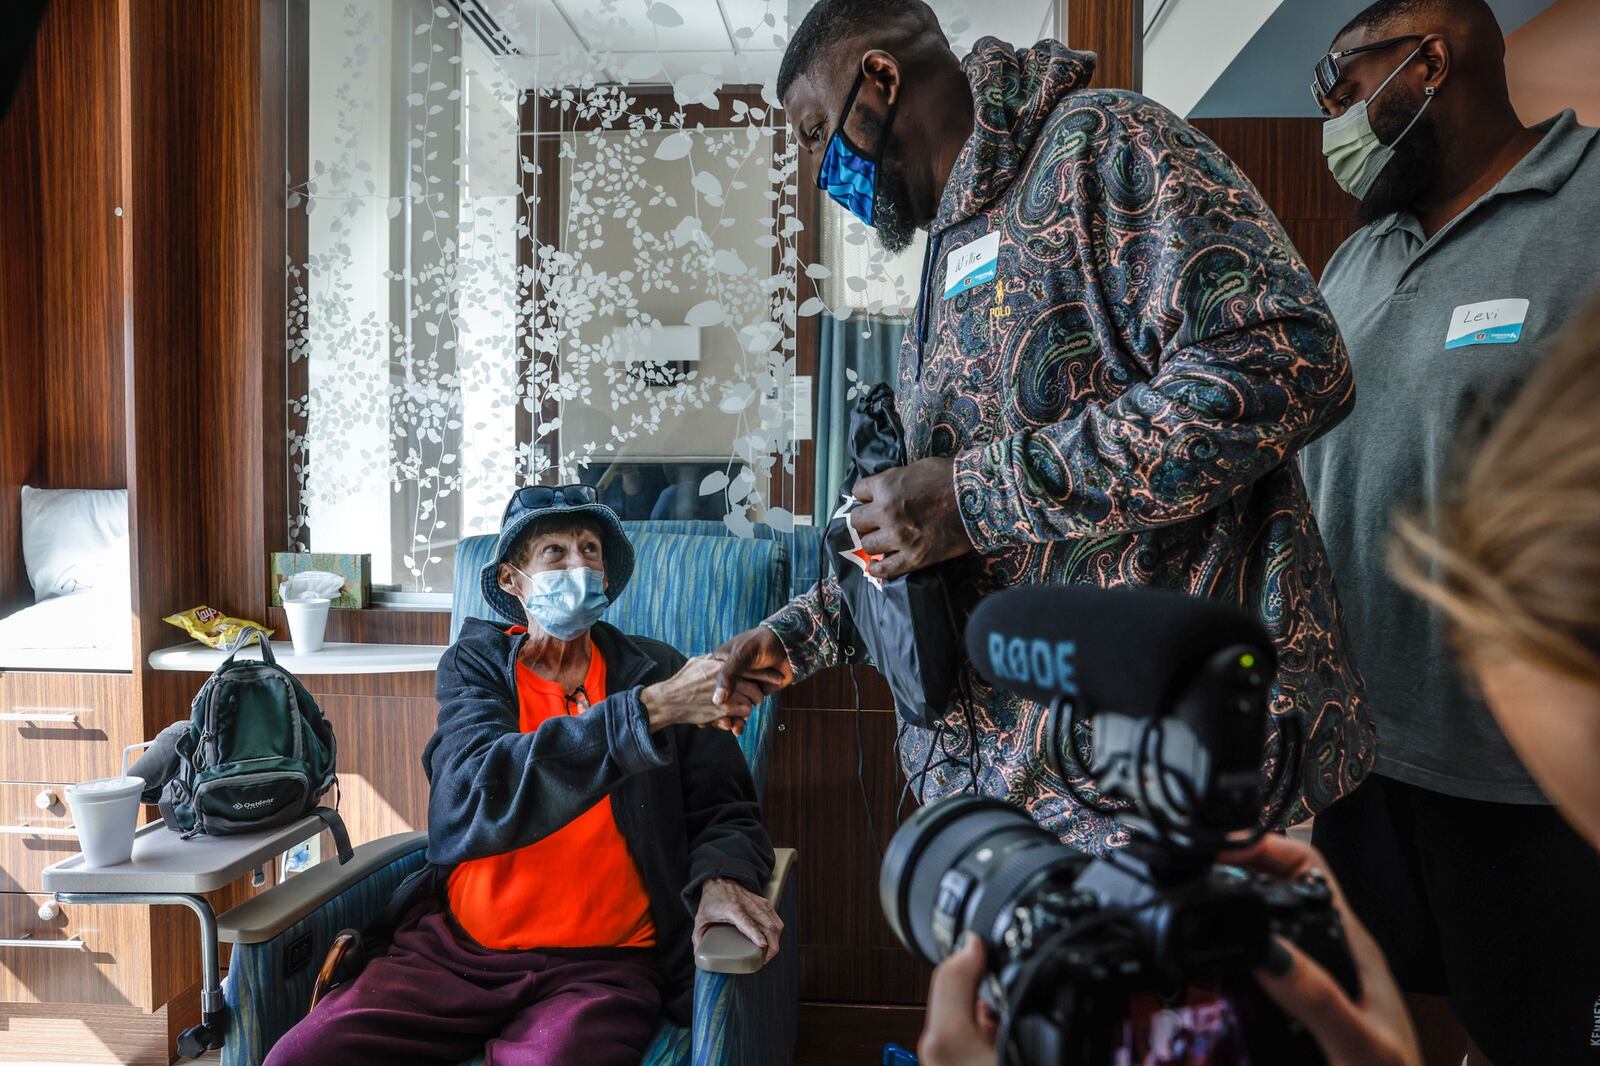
282,597,331,655
65,775,145,868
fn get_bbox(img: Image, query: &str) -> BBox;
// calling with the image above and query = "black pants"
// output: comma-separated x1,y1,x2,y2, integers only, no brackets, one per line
1313,774,1600,1065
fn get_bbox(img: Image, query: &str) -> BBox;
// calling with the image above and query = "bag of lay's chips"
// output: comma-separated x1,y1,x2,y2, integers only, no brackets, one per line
164,605,273,651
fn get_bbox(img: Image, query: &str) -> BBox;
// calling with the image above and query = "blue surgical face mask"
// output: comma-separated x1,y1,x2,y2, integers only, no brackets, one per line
511,565,608,641
815,68,899,228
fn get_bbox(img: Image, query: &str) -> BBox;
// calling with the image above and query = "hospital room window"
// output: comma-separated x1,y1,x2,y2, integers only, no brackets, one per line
282,0,1052,594
285,0,805,593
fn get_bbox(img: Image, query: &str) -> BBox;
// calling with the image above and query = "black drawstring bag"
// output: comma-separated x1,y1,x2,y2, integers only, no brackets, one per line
823,383,961,728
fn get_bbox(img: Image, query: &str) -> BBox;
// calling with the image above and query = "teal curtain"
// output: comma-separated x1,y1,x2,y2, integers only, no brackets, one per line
813,314,906,521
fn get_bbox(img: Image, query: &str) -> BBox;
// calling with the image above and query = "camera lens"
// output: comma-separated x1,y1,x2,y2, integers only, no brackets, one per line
881,796,1086,964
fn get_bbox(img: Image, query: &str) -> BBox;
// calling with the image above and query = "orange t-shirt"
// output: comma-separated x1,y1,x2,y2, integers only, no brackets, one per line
445,633,657,950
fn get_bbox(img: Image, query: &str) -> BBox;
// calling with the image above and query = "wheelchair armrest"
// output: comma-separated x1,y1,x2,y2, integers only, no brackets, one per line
217,831,427,945
694,847,797,975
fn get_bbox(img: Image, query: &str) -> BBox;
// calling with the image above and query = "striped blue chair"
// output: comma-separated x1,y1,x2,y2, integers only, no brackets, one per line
218,527,800,1066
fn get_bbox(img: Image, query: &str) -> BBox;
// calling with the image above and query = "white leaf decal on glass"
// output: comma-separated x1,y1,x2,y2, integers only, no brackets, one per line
685,300,725,327
691,171,722,199
699,470,729,496
737,321,782,353
728,467,756,504
719,383,756,413
797,297,826,317
712,250,747,275
765,506,795,533
646,2,684,27
654,131,692,160
804,263,832,280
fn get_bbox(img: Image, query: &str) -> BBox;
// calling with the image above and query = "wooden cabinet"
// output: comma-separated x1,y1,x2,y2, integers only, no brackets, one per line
0,780,79,894
0,893,153,1008
0,673,141,783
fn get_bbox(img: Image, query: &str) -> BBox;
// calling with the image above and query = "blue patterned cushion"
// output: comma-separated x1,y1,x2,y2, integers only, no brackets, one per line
621,520,822,602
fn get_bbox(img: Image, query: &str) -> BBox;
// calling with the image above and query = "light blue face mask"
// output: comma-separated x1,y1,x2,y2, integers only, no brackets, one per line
815,68,899,228
1322,46,1435,201
511,565,608,641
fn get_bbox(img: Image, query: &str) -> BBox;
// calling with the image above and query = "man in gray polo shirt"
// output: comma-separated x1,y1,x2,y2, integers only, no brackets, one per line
1300,0,1600,1062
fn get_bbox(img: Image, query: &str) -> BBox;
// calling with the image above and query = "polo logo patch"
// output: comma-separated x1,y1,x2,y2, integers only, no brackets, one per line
1446,298,1529,349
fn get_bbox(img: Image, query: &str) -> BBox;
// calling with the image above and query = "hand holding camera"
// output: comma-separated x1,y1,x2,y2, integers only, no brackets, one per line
891,585,1417,1066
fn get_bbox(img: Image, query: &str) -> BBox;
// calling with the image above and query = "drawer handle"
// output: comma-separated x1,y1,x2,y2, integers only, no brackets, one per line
0,822,78,837
0,934,86,950
0,711,82,724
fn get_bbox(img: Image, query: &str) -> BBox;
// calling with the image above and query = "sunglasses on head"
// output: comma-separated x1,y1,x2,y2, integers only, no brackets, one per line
505,483,598,522
1310,34,1423,115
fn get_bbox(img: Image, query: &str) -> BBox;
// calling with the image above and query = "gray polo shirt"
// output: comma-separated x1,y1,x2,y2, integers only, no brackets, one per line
1302,109,1600,804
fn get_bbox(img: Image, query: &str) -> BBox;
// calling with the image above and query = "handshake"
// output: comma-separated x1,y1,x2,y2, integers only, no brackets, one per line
638,626,794,734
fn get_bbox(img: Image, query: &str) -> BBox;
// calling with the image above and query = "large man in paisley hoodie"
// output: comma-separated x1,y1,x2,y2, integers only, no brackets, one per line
715,0,1375,850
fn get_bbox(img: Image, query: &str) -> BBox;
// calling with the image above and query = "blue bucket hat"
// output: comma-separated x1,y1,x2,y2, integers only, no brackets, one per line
480,484,635,626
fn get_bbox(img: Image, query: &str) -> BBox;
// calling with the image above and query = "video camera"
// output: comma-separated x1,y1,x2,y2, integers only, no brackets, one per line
879,585,1360,1065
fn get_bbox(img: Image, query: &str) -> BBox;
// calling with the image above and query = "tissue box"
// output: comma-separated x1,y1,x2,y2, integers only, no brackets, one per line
269,553,371,609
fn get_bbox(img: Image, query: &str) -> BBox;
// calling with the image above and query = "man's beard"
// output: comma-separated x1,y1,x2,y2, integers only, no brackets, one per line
857,110,919,254
1356,84,1440,225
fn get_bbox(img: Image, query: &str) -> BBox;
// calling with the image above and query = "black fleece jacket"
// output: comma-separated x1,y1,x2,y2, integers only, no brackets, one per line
380,617,772,1024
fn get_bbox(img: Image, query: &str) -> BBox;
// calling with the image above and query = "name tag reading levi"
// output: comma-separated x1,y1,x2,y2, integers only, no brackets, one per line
943,231,1000,299
1445,298,1529,349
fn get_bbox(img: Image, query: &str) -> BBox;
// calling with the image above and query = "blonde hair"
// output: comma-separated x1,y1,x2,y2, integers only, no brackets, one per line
1391,293,1600,685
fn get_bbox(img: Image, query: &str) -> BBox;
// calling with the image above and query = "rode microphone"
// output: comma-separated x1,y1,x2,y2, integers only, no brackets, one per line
965,585,1287,850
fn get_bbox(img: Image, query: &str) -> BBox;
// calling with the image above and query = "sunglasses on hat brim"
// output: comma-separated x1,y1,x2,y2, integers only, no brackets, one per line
503,483,599,523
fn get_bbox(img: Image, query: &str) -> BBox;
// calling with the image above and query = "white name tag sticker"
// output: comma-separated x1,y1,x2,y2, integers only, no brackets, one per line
942,231,1000,299
1445,298,1529,349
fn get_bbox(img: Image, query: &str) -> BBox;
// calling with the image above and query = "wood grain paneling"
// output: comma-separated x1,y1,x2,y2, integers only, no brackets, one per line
1190,118,1356,278
27,0,129,493
766,699,932,1005
786,665,895,713
1063,0,1144,92
266,605,452,648
0,782,78,895
0,45,43,621
0,0,129,617
794,1002,924,1066
0,989,198,1066
314,693,435,846
124,0,282,738
0,672,141,784
0,893,151,1008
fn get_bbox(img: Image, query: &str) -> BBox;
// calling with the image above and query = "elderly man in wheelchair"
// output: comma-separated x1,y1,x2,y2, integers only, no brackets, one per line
265,485,784,1066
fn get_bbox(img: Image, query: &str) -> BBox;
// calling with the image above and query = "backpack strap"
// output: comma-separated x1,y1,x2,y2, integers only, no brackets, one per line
157,787,182,833
312,806,354,864
220,627,274,668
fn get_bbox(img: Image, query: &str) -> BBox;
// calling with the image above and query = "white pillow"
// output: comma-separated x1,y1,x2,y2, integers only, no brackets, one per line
20,486,130,602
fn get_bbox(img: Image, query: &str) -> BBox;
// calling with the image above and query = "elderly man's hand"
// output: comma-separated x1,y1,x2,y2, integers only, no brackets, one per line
851,456,973,581
641,657,766,732
694,877,783,964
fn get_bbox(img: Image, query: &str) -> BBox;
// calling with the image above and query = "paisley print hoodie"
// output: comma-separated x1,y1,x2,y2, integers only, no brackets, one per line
767,39,1374,849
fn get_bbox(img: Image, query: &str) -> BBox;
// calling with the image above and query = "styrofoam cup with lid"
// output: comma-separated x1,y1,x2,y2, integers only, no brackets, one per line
65,775,145,867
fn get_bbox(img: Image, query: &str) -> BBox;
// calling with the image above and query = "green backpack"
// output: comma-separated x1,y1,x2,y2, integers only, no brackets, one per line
158,640,348,852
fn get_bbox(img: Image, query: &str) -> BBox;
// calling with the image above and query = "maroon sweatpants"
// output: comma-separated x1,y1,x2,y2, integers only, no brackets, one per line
263,901,663,1066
